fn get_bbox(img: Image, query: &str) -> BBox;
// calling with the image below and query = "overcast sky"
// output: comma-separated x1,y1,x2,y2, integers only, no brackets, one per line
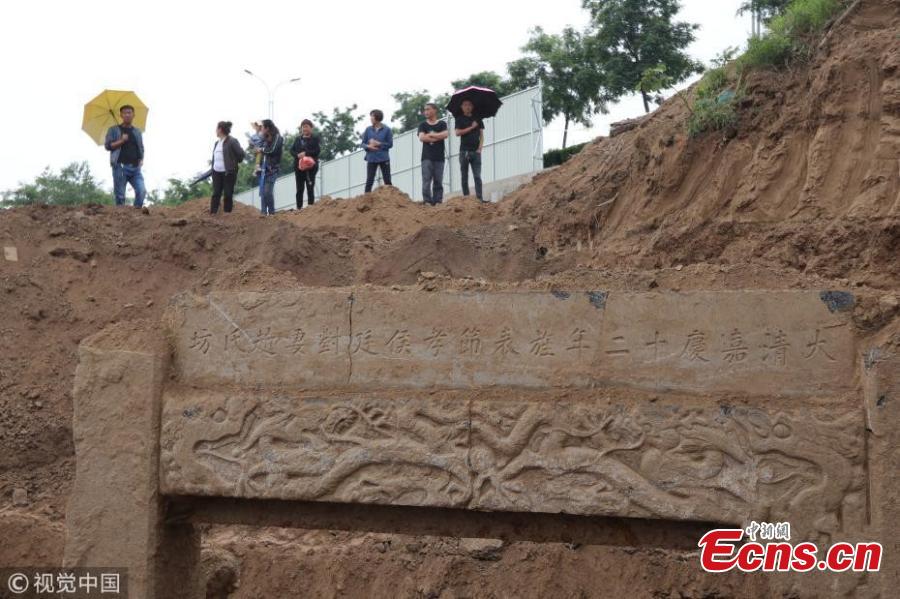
0,0,752,193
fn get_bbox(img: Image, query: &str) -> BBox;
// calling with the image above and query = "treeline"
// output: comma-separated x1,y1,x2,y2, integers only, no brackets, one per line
189,0,707,203
391,0,703,149
3,0,837,207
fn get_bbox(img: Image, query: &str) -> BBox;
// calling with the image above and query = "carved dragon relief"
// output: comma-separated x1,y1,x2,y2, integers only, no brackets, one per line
162,395,472,508
160,393,864,539
467,402,864,540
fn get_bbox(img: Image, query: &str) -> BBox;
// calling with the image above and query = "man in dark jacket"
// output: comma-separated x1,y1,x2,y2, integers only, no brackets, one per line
104,104,146,207
289,119,322,209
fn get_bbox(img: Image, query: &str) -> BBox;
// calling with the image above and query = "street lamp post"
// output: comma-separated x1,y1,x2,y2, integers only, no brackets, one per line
243,69,301,120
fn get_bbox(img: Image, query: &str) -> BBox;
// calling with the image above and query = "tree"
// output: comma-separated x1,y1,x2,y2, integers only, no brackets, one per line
279,133,298,174
637,63,705,118
311,105,365,161
583,0,703,113
233,132,265,194
391,90,432,133
450,71,518,97
737,0,792,23
428,71,521,116
234,158,261,195
508,26,610,148
1,162,110,207
150,177,212,206
738,0,792,36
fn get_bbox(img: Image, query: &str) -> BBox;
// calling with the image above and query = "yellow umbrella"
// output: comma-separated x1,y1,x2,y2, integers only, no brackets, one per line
81,89,148,145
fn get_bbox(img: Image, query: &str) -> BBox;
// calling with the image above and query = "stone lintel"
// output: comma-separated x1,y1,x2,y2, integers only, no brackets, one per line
167,290,857,396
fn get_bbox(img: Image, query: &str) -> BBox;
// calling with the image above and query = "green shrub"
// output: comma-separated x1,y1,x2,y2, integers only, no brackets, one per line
773,0,840,36
737,32,794,70
543,142,587,168
695,67,730,100
685,0,844,138
689,58,740,136
687,97,739,137
738,0,841,69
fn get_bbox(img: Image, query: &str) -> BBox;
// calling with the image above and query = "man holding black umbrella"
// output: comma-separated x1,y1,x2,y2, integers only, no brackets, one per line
446,87,502,203
455,99,485,202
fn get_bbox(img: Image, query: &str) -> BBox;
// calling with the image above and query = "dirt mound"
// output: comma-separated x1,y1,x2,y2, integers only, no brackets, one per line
363,223,555,284
500,0,899,286
0,510,64,567
165,196,260,218
205,526,771,599
287,186,503,242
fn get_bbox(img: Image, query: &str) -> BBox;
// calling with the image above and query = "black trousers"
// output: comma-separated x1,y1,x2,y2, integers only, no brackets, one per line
295,166,318,209
210,170,237,213
364,161,391,193
459,150,483,200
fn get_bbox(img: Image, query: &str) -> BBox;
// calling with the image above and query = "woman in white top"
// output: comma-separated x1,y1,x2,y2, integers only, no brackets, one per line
210,121,246,214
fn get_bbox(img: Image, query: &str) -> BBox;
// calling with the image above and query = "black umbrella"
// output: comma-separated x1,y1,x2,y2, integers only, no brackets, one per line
445,86,503,119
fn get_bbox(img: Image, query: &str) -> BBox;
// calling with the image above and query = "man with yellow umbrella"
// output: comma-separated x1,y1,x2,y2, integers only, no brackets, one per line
82,90,148,207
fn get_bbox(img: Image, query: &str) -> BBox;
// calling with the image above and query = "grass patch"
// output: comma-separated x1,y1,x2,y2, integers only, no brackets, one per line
737,33,794,70
689,61,741,137
687,97,739,138
687,0,844,136
774,0,840,36
738,0,842,69
695,67,730,100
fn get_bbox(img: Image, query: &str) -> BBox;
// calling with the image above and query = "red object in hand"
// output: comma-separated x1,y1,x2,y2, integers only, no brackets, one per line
299,156,316,171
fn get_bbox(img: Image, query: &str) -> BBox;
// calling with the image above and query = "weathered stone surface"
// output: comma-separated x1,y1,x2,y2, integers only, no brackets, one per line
166,291,352,388
863,331,899,596
160,387,865,538
161,389,471,508
11,487,28,507
166,290,857,395
63,324,198,599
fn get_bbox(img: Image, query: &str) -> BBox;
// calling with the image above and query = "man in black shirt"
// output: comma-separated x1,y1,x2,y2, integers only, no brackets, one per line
104,105,146,207
454,99,484,202
417,103,449,205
